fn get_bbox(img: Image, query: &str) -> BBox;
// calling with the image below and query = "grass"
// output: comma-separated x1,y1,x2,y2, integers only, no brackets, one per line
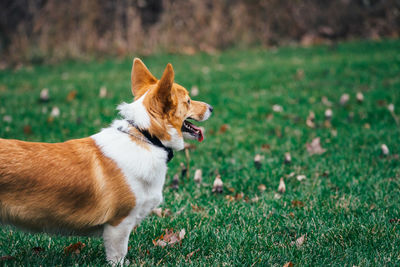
1,39,400,266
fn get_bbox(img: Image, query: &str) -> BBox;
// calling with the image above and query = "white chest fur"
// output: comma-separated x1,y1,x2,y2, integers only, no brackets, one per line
91,122,168,221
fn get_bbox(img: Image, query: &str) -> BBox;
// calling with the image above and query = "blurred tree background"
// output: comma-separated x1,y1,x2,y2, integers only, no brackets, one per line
0,0,399,65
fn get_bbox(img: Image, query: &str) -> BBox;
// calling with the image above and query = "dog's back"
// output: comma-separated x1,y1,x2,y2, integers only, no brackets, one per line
0,138,135,235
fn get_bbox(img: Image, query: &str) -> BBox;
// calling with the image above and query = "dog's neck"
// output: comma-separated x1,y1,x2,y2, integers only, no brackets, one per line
117,120,174,163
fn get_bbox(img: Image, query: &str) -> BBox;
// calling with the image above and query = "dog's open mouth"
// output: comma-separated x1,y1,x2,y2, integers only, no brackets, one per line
182,119,204,142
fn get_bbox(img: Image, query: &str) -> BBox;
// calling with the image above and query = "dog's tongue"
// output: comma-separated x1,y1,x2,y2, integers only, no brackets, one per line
191,123,204,142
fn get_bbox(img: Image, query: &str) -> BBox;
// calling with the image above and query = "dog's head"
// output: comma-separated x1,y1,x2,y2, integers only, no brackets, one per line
118,58,213,151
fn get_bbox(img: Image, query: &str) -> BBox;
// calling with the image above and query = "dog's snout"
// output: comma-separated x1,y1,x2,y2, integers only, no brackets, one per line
208,105,214,113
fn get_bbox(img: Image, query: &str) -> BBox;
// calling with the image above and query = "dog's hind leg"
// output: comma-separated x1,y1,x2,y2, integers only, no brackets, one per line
103,218,136,266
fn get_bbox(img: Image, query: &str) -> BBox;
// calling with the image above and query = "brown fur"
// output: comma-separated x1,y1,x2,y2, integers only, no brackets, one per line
132,59,209,142
0,137,135,235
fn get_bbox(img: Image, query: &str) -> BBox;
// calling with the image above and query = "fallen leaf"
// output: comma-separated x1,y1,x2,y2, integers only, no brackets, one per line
190,86,199,96
296,175,306,181
212,174,223,193
39,88,50,102
3,115,12,123
50,106,60,117
251,196,259,203
152,208,163,217
291,200,304,207
278,177,286,193
272,104,283,113
325,109,333,120
283,262,294,267
66,90,77,101
194,169,202,183
225,195,235,202
340,93,350,105
219,124,230,133
99,86,107,98
235,192,244,200
180,162,187,179
153,229,186,247
389,218,400,224
306,137,326,155
388,103,395,112
191,204,204,212
261,144,270,151
284,152,291,164
64,241,85,255
306,111,315,128
171,174,179,190
294,235,306,248
381,144,389,156
321,96,332,107
23,125,32,135
258,184,266,192
356,92,364,103
186,248,200,261
254,154,262,169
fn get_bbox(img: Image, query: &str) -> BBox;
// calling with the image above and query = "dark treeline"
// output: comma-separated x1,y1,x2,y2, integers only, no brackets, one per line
1,0,399,64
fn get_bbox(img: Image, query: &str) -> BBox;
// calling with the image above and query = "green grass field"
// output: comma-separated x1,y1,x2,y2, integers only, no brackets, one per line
1,39,400,266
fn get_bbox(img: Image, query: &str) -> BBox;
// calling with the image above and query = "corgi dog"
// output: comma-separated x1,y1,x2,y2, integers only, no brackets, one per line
0,59,213,264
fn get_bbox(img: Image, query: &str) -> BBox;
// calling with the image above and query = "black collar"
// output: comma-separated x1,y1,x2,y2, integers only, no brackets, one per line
120,120,174,163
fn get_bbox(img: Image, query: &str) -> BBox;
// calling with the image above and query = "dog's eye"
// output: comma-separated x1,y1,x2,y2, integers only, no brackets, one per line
187,99,191,105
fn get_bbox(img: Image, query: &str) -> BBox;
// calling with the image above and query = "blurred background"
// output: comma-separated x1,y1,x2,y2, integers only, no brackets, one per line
1,0,399,66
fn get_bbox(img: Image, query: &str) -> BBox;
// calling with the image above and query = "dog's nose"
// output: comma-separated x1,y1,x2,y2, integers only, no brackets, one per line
208,105,214,113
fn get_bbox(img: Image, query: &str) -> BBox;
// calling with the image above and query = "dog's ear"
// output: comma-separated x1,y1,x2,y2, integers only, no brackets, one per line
155,63,174,111
131,58,157,97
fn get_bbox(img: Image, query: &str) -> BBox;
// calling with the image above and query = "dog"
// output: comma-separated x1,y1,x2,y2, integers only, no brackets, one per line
0,58,213,264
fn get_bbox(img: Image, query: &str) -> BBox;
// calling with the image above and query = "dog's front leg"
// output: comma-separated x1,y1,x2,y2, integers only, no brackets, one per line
103,218,136,266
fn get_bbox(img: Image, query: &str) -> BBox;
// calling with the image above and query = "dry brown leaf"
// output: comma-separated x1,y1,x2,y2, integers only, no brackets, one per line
254,154,262,169
291,234,306,248
272,104,283,113
261,144,270,151
190,86,199,96
251,196,259,203
325,109,333,120
50,106,60,117
225,195,235,202
23,125,32,135
306,111,315,128
278,177,286,193
381,144,389,156
340,93,350,105
212,174,223,193
219,124,230,133
291,200,304,207
64,241,85,254
194,169,202,183
153,229,186,247
186,248,200,261
321,96,332,107
171,174,179,190
39,88,50,102
67,90,77,101
306,137,326,155
296,175,306,181
258,184,266,192
284,152,292,164
356,92,364,103
283,262,294,267
99,86,107,98
152,208,163,217
191,204,204,212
